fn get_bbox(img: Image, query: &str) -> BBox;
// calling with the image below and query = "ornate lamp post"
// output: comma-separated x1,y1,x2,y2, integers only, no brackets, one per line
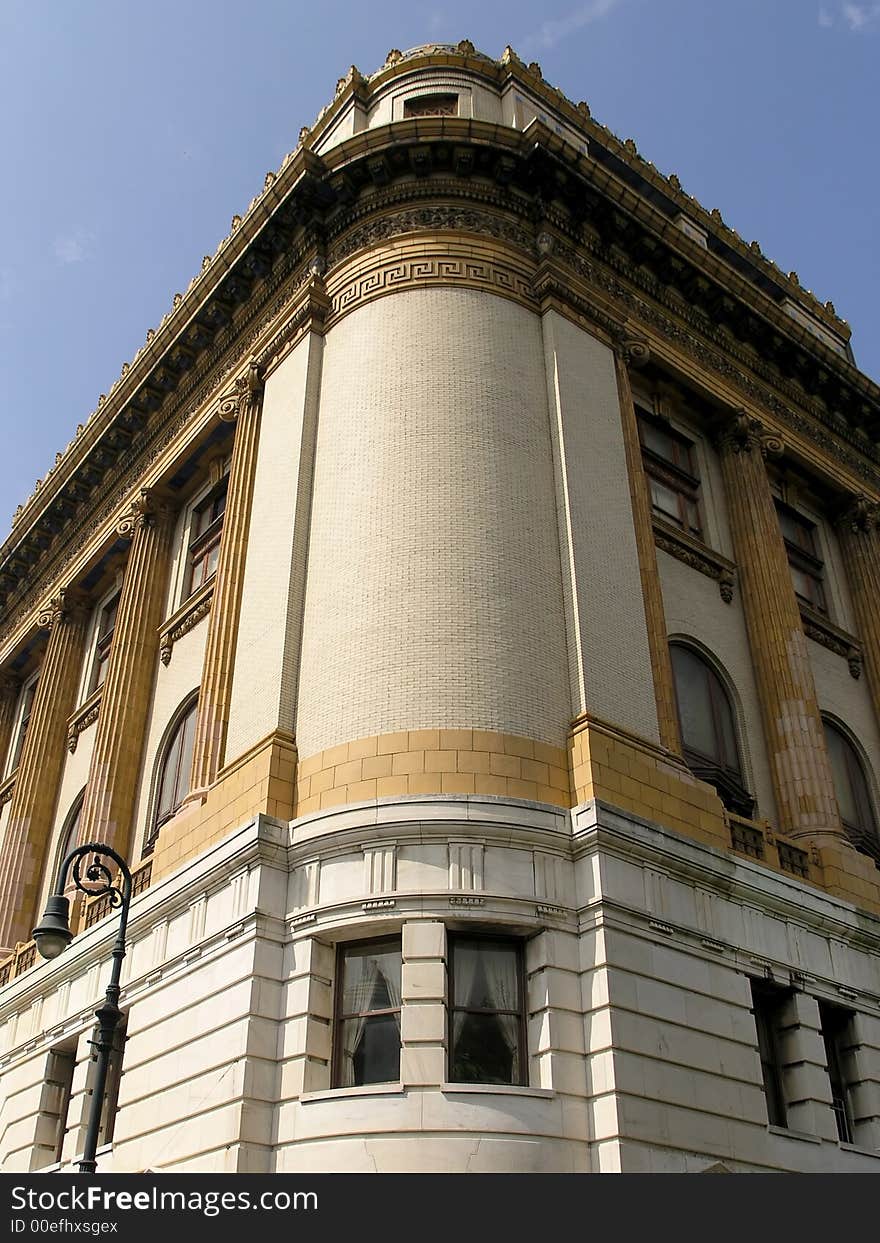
32,842,132,1174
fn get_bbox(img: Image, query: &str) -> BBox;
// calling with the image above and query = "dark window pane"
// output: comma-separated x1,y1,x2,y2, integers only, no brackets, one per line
450,1012,520,1085
340,1014,401,1087
671,646,717,759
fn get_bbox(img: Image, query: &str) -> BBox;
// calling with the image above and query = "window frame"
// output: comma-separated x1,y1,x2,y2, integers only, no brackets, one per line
403,92,459,118
822,717,880,864
775,500,828,615
331,935,403,1089
818,1000,855,1145
447,932,528,1088
86,589,121,699
144,696,198,856
670,642,754,818
750,978,791,1129
636,407,705,541
183,476,228,602
9,673,38,774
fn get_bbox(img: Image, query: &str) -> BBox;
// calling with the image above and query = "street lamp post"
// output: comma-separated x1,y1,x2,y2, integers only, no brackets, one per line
32,842,132,1175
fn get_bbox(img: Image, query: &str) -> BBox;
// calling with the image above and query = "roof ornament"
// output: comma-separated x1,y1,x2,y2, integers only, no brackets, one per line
457,40,475,54
383,48,403,68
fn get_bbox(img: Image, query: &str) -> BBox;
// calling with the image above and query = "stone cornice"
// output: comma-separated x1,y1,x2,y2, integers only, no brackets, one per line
799,603,862,678
2,80,878,635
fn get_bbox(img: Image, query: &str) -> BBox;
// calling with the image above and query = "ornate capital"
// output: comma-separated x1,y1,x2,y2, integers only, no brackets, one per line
116,488,173,539
217,361,264,423
716,410,784,459
836,493,880,534
38,586,87,631
615,331,650,368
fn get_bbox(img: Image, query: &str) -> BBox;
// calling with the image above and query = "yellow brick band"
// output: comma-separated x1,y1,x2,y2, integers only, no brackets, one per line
294,729,572,815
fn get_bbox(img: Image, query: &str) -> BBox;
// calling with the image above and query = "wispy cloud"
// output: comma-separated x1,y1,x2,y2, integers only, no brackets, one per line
822,2,880,28
843,2,880,27
52,230,93,265
521,0,624,55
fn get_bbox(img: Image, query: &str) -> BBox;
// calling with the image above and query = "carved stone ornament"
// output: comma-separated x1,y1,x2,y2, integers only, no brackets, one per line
716,410,783,459
836,493,880,534
37,586,86,631
653,516,737,603
616,331,650,368
67,692,101,752
116,488,171,538
217,361,263,423
159,586,214,665
799,602,863,679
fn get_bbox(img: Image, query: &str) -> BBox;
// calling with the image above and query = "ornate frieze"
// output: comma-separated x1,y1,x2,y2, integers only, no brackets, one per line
799,603,862,679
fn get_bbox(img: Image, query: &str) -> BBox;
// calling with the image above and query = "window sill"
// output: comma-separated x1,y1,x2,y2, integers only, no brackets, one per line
441,1083,555,1099
798,602,862,678
158,580,214,666
839,1141,880,1160
767,1125,822,1145
651,515,736,603
301,1083,405,1103
67,685,103,754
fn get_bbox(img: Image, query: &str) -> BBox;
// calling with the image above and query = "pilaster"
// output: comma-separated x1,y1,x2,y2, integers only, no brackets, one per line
190,363,265,793
613,337,682,755
836,496,880,730
0,589,89,949
77,488,176,856
717,412,842,845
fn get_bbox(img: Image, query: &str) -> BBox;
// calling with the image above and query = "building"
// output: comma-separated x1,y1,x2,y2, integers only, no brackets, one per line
0,40,879,1174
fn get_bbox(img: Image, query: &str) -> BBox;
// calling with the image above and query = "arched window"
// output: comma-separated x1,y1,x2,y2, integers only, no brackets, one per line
670,643,754,818
822,718,880,864
145,698,197,854
59,793,84,866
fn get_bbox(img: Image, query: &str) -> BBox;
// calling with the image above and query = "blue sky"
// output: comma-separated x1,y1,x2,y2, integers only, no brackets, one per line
1,0,878,534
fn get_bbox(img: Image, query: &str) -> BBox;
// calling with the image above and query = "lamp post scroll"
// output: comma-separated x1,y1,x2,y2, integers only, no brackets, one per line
32,842,132,1175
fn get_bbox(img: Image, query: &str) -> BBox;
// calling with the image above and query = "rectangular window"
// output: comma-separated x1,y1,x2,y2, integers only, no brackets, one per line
637,409,704,539
87,591,121,697
44,1043,77,1166
819,1001,855,1145
750,979,791,1128
403,93,458,118
449,936,527,1086
333,939,402,1088
184,478,228,600
10,676,37,773
776,502,827,614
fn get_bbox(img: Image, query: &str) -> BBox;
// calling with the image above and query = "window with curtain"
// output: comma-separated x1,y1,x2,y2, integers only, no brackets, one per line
822,718,880,864
448,936,526,1086
333,938,402,1088
145,700,197,853
670,643,754,818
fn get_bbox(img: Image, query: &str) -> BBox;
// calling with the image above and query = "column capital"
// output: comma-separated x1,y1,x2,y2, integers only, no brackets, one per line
217,361,264,423
38,586,89,631
116,487,174,539
835,493,880,534
715,409,784,460
612,329,650,369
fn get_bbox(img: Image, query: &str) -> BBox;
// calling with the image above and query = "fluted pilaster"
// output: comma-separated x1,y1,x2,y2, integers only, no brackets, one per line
77,489,175,855
614,340,682,755
717,412,842,842
0,590,89,949
190,363,265,790
0,674,20,776
837,496,880,728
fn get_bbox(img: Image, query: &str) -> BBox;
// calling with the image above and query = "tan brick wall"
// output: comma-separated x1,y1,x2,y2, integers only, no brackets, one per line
226,333,322,762
296,287,571,756
294,728,571,814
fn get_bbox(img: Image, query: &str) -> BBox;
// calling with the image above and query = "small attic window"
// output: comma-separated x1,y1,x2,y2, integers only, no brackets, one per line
403,93,458,118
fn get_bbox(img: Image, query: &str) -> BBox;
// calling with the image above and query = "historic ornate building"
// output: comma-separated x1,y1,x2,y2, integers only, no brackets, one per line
0,41,879,1173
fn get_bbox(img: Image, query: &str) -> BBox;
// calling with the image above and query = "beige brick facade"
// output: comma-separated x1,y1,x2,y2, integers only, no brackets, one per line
1,42,879,1174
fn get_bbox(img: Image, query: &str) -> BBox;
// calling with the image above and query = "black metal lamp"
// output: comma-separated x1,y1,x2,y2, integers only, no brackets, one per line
33,841,133,1174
